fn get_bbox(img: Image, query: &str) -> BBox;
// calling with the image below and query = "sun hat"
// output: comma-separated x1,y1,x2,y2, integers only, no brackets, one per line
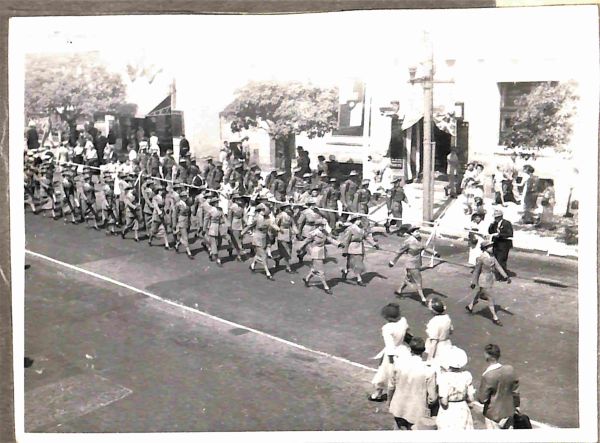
441,346,468,370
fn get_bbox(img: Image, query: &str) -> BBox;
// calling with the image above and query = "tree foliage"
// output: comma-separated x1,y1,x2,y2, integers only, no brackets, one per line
25,52,134,121
221,80,339,140
500,81,578,151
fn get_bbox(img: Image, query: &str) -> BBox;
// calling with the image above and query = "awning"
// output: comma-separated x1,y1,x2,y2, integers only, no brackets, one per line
146,95,171,117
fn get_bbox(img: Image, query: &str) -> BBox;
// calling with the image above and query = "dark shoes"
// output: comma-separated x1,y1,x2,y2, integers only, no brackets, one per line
465,305,473,314
367,393,388,402
493,318,503,326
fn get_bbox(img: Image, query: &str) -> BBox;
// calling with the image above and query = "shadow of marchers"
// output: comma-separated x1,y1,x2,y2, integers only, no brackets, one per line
362,272,388,284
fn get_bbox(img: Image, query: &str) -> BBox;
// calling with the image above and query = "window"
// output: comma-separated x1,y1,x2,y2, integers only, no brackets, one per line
332,80,365,137
498,81,555,143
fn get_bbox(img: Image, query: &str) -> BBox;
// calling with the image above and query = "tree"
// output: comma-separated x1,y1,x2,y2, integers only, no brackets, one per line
500,81,578,152
25,52,135,141
221,80,339,170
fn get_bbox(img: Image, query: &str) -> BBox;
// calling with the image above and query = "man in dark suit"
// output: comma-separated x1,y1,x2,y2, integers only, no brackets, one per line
477,344,520,429
488,208,513,277
179,134,190,158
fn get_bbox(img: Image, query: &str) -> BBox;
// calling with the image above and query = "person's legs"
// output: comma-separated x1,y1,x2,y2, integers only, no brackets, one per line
394,417,413,430
466,287,481,313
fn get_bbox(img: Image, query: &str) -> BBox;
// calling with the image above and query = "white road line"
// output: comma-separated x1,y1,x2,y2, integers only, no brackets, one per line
25,249,553,429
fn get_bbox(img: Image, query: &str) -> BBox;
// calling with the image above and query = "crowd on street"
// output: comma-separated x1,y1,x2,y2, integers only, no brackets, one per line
24,121,530,431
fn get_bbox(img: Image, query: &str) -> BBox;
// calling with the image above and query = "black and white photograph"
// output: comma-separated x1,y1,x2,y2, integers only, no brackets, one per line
8,5,599,442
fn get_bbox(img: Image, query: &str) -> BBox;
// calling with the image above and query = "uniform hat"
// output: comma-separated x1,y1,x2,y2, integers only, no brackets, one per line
276,170,286,176
293,166,302,173
429,297,446,314
441,346,468,370
493,208,503,217
256,203,268,212
320,172,328,178
166,149,173,155
179,157,188,163
329,177,337,182
480,239,494,249
302,173,312,179
380,303,402,321
361,179,370,185
305,197,317,206
349,170,358,176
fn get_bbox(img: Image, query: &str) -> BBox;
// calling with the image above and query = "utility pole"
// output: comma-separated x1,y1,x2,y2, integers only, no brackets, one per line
422,54,434,222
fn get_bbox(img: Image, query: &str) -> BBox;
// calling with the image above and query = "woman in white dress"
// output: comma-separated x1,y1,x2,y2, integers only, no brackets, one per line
368,303,411,402
466,213,485,267
425,298,453,364
436,346,475,430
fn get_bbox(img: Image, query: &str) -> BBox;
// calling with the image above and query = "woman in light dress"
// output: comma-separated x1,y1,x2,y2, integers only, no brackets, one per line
425,298,453,364
368,303,411,402
436,346,475,430
466,212,486,267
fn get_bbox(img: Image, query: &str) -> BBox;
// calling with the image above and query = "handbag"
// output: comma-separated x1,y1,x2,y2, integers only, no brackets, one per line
503,410,533,429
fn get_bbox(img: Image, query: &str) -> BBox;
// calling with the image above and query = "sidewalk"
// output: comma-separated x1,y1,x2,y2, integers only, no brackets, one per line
392,181,578,258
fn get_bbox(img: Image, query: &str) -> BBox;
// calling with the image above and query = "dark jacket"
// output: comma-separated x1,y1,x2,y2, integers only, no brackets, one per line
488,218,513,249
477,364,520,422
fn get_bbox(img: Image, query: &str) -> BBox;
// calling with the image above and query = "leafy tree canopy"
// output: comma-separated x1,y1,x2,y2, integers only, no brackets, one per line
221,80,339,140
25,52,134,121
501,81,578,152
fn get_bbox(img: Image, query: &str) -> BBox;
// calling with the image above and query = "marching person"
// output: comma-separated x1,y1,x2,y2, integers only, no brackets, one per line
121,183,140,242
60,167,79,223
242,202,278,280
286,166,303,200
141,180,155,239
466,239,511,326
274,202,297,274
386,177,409,234
436,346,475,430
321,177,340,231
488,208,513,277
340,170,359,215
353,178,371,214
298,217,340,294
296,198,319,262
101,175,118,235
424,298,453,364
339,214,380,286
205,196,227,266
476,344,520,429
173,188,194,259
270,170,287,203
227,193,246,261
368,303,411,402
79,169,100,230
388,225,440,305
148,184,170,249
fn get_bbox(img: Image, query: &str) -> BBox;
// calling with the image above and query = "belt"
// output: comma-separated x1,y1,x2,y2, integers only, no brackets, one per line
448,398,466,403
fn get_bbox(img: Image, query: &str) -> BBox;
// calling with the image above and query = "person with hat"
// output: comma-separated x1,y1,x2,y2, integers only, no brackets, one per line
386,177,409,234
101,175,119,235
295,173,313,205
352,178,372,216
466,212,486,267
388,225,440,305
286,166,303,200
466,239,511,326
205,196,227,266
141,180,155,238
79,171,100,229
241,202,279,280
244,168,261,196
207,161,224,190
161,149,176,181
163,183,178,235
175,157,190,183
339,213,380,286
296,197,320,262
424,297,453,363
520,164,539,224
120,182,141,242
37,162,60,220
487,208,513,277
192,189,210,243
435,346,475,430
201,156,215,181
340,170,359,214
227,193,246,261
320,177,340,231
274,202,298,274
297,217,340,294
317,171,329,193
148,184,171,249
269,170,287,203
59,167,79,223
369,303,411,402
461,161,476,190
188,164,205,198
173,189,194,259
388,336,438,430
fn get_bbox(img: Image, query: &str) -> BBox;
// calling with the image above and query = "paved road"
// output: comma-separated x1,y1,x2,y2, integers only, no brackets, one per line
24,211,579,430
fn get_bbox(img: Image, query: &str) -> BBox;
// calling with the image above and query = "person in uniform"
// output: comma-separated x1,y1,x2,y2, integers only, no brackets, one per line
173,188,194,259
162,149,176,180
338,214,380,286
388,225,440,305
296,198,320,262
295,173,313,205
274,202,298,274
192,188,208,242
241,202,278,280
286,166,303,200
386,177,409,234
424,298,453,364
141,180,155,239
320,177,338,231
488,208,513,277
175,157,190,183
148,184,171,249
207,161,224,190
466,240,511,326
148,147,161,177
297,217,340,294
60,167,79,223
368,302,411,402
38,162,60,220
121,183,140,242
227,193,246,261
340,170,359,215
353,179,371,213
101,175,118,235
79,169,100,230
205,196,227,266
270,170,287,203
317,172,329,193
